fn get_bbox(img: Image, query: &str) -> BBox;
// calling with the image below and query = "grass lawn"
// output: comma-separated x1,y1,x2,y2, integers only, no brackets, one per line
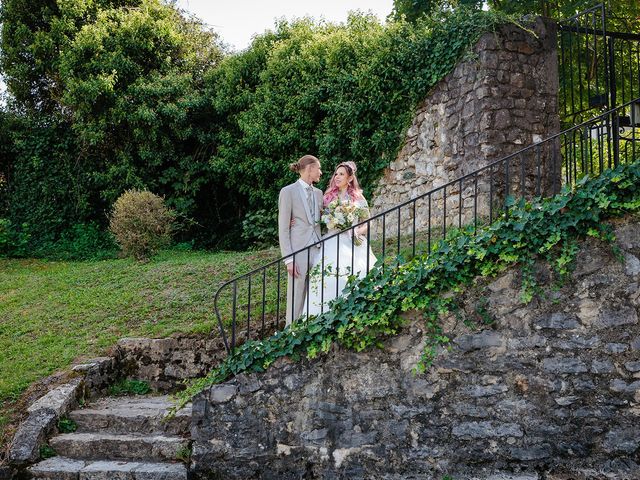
0,247,279,452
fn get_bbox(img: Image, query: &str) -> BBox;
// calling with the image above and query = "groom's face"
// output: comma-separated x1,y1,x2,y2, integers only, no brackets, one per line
307,162,322,184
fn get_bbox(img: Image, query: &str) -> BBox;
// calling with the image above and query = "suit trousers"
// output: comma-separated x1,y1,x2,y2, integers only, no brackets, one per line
285,247,319,326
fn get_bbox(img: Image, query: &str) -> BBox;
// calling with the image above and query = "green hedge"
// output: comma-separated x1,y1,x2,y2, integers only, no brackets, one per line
1,0,511,256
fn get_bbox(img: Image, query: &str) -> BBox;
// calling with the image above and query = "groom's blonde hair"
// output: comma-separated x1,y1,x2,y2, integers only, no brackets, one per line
289,155,319,173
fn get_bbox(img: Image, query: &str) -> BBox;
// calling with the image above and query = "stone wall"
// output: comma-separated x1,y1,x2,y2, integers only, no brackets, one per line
191,218,640,479
116,335,229,391
370,17,560,239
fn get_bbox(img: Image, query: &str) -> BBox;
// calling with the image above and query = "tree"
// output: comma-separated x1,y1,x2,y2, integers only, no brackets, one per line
0,0,144,113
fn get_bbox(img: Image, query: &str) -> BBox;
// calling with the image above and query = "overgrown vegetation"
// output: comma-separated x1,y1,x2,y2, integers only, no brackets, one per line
172,160,640,412
0,0,513,255
108,379,151,396
57,416,77,434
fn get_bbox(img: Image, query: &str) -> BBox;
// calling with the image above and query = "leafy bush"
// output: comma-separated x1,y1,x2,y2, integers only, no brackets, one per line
109,189,176,261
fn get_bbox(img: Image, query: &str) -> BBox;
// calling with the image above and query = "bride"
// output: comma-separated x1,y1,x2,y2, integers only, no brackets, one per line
303,161,377,318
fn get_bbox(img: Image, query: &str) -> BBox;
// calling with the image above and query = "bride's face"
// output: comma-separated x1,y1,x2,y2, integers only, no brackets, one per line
333,166,352,190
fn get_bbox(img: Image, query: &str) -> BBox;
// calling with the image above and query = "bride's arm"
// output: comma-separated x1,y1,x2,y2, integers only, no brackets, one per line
355,198,370,237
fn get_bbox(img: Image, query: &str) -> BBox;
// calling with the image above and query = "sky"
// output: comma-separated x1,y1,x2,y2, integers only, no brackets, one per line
174,0,394,51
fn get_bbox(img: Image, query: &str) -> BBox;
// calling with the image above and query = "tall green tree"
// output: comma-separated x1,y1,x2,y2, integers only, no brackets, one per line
0,0,144,113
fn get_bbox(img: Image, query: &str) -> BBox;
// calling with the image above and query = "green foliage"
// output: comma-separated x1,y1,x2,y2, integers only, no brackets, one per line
108,378,151,396
206,9,511,244
175,444,192,463
109,189,176,261
39,444,56,459
1,2,513,254
0,0,144,112
172,160,640,413
487,0,640,23
57,416,77,433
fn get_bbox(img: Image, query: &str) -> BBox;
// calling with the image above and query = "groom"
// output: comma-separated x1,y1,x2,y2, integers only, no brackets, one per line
278,154,323,326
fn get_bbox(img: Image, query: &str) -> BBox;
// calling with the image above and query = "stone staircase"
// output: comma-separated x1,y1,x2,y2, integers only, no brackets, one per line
28,395,191,479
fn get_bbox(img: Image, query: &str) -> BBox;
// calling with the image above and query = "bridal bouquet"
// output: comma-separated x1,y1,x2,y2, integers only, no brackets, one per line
321,199,368,246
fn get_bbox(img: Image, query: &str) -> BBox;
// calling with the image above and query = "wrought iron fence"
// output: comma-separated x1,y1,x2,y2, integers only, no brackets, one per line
213,98,640,355
558,3,640,129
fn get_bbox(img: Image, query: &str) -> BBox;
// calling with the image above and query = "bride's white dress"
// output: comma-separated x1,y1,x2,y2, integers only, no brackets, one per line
302,198,377,318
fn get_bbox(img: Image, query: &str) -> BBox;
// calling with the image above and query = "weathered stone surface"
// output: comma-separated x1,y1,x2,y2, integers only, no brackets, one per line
0,466,13,480
591,359,615,374
542,356,588,374
133,462,188,480
50,433,188,462
69,395,191,435
371,17,559,235
8,409,57,465
117,336,228,390
595,306,638,330
27,378,83,416
535,312,580,330
79,460,140,480
454,331,504,351
191,218,640,479
29,457,87,480
602,428,640,454
625,361,640,372
615,223,640,251
452,421,523,439
623,252,640,276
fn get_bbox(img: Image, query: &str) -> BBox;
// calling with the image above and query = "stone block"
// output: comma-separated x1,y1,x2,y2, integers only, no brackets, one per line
602,427,640,454
604,343,628,354
595,307,638,330
29,457,87,480
625,361,640,372
8,409,57,465
463,384,509,398
454,331,504,352
542,356,588,374
591,359,615,374
209,384,237,403
79,460,140,480
615,223,640,251
534,312,580,330
452,421,523,439
509,444,552,461
623,252,640,276
28,378,83,417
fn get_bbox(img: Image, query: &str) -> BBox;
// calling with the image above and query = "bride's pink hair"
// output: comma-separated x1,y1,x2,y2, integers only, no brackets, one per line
323,161,364,206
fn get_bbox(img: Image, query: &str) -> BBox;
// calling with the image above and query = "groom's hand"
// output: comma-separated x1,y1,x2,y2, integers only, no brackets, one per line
286,262,300,278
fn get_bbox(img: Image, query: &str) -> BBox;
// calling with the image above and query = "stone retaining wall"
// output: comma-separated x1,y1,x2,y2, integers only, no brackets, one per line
191,219,640,479
370,17,560,239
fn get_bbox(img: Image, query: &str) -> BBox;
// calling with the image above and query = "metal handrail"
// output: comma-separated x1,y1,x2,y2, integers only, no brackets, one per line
214,97,640,355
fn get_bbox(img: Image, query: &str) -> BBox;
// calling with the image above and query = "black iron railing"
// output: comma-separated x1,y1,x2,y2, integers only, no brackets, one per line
213,98,640,355
558,3,640,128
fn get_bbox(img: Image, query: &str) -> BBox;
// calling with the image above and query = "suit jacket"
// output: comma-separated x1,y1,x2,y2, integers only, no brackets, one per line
278,181,322,261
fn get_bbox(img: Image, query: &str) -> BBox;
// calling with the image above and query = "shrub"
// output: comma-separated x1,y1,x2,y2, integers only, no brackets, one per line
109,189,176,260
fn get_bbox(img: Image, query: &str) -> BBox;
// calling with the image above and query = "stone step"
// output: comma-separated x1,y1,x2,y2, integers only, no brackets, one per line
29,457,187,480
49,433,189,462
68,396,191,435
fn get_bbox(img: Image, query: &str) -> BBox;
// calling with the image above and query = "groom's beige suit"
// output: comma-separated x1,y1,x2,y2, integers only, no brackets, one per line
278,179,322,325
